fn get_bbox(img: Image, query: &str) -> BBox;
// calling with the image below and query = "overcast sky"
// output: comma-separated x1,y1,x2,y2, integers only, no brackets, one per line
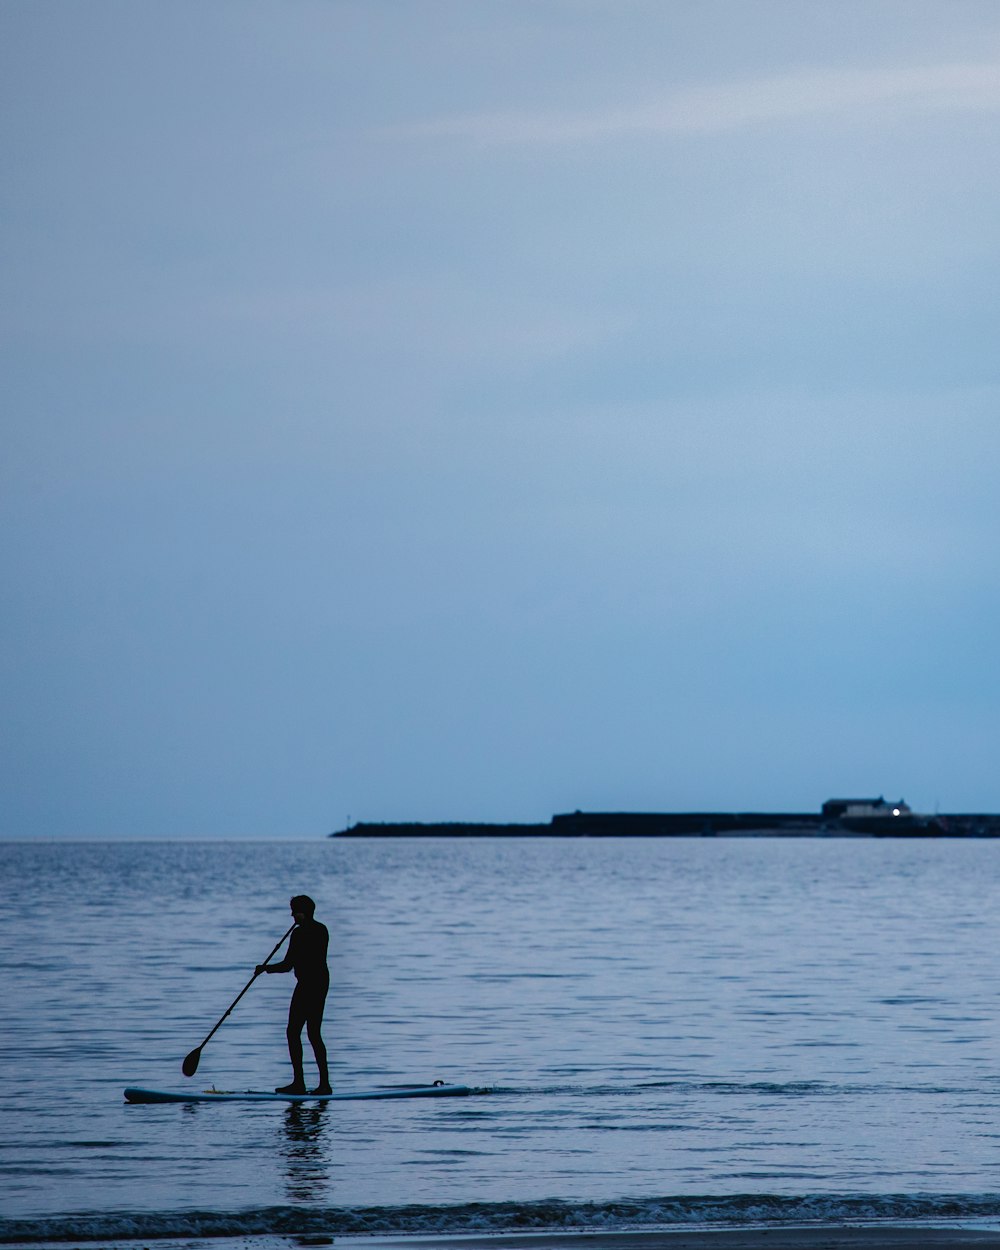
2,1,999,837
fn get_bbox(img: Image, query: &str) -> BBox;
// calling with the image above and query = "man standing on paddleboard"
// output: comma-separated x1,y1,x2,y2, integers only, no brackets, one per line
256,895,331,1095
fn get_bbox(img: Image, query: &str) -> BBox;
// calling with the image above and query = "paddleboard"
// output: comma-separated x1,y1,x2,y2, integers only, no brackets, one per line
124,1083,482,1104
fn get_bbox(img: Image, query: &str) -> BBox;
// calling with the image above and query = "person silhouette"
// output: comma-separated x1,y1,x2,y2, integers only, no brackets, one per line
256,895,331,1094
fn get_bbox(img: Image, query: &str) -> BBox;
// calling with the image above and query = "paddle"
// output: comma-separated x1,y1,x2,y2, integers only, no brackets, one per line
182,922,296,1077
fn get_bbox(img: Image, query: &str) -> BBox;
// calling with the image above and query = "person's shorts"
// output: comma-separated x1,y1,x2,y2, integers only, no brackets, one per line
288,979,329,1027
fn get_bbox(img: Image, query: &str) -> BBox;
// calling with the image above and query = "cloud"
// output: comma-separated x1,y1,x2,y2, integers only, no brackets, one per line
392,57,1000,146
213,277,625,369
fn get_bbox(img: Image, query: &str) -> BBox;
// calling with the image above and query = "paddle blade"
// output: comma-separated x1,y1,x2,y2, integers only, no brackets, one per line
182,1046,202,1077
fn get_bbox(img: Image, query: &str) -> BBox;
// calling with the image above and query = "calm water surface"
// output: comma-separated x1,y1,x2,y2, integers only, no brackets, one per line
2,836,1000,1241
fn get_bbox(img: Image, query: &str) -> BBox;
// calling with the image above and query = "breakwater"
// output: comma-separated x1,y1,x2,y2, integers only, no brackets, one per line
332,807,1000,837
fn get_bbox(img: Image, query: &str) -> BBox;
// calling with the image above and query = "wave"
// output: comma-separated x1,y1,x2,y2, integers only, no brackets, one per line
498,1079,979,1099
4,1193,1000,1243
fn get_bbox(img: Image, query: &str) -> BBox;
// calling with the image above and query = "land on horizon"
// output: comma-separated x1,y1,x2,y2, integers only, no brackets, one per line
333,797,1000,839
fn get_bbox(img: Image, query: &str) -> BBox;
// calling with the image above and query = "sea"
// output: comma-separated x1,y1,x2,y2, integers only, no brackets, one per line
2,834,1000,1246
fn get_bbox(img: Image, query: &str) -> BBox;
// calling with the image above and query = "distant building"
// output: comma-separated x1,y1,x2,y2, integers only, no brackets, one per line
822,796,911,820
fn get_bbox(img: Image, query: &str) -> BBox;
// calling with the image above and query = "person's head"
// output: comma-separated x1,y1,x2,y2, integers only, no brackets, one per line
290,895,316,923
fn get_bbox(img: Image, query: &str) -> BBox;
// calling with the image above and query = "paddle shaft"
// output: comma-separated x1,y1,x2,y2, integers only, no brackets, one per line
182,922,295,1075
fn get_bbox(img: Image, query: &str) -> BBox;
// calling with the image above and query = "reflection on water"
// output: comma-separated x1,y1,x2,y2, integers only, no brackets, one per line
280,1103,330,1202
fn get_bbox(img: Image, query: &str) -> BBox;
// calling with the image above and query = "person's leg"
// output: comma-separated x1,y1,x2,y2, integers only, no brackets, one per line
277,987,307,1093
306,989,330,1093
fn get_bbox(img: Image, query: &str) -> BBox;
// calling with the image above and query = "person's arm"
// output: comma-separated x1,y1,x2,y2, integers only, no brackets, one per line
256,956,293,974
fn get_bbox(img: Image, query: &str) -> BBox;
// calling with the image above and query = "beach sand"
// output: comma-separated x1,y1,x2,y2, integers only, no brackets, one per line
20,1226,1000,1250
358,1229,1000,1250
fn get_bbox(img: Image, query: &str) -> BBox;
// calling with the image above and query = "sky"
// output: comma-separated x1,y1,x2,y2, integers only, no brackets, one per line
2,1,999,837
